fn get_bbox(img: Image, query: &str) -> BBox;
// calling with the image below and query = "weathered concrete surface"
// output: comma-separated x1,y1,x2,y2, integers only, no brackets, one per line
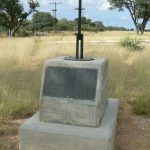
40,57,108,127
19,98,119,150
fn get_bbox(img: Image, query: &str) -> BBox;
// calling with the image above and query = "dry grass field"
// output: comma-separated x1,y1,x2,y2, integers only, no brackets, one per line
0,31,150,150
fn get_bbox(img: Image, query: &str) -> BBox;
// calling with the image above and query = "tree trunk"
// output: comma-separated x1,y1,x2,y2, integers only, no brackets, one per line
140,18,149,35
12,20,24,37
135,26,140,35
8,29,13,37
8,29,11,37
132,19,140,35
12,29,18,37
127,7,140,35
132,20,140,35
35,30,37,36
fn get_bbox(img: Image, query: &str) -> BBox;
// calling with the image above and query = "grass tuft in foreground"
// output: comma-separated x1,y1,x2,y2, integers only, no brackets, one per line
119,36,143,51
132,96,150,116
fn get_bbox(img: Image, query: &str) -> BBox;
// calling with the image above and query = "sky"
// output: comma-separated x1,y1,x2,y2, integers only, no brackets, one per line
21,0,150,29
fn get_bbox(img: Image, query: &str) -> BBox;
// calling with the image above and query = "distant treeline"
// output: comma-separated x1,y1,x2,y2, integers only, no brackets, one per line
0,12,138,37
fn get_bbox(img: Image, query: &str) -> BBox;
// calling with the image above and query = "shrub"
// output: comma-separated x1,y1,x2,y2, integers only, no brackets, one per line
119,37,143,51
16,30,31,37
132,97,150,116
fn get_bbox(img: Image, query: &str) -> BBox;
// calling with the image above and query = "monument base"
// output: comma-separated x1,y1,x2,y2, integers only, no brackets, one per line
19,99,119,150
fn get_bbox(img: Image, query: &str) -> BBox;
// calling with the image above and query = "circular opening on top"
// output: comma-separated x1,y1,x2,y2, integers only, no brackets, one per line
64,56,94,61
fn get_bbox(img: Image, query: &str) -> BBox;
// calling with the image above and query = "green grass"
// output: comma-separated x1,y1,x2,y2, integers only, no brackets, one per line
132,96,150,116
119,36,143,51
0,31,150,118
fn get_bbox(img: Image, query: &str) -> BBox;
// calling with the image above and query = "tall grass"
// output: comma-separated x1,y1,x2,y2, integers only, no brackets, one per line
0,38,41,118
131,51,150,116
0,32,150,118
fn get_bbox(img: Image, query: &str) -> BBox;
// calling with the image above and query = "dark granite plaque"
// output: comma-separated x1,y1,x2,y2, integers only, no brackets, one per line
43,67,97,100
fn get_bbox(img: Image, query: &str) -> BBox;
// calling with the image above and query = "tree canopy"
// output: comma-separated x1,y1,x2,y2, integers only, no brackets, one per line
32,12,53,32
75,17,105,32
107,0,150,34
55,17,105,32
0,0,39,37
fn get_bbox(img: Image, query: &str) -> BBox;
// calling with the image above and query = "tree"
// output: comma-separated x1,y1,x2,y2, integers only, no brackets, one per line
57,18,76,31
75,17,105,32
32,12,53,34
107,0,150,34
106,26,128,31
57,18,70,31
0,0,39,37
91,21,105,32
16,20,33,37
136,0,150,34
74,17,91,31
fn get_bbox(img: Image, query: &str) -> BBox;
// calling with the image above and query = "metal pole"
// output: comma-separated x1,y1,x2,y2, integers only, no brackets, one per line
78,0,82,35
52,10,55,31
54,3,57,33
54,3,57,19
65,0,94,61
76,0,84,59
50,2,61,33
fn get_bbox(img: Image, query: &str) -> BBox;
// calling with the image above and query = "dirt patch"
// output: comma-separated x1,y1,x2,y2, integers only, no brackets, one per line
0,119,25,150
116,101,150,150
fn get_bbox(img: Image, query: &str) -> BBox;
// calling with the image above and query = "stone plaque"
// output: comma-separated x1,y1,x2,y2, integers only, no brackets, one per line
43,67,97,100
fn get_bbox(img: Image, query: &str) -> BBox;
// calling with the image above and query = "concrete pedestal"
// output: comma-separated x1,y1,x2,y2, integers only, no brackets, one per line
40,57,108,127
19,99,119,150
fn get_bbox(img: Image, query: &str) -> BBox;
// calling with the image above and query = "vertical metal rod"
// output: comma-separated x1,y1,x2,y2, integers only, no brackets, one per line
52,11,55,31
54,3,57,18
78,0,82,35
76,36,79,59
50,2,61,33
52,9,56,32
76,0,84,59
81,34,83,59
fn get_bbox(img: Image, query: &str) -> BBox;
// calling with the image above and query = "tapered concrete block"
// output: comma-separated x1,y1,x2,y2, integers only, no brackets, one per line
40,57,108,127
19,99,119,150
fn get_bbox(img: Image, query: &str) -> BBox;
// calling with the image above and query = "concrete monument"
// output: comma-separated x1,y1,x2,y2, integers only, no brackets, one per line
39,57,108,127
19,1,119,150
